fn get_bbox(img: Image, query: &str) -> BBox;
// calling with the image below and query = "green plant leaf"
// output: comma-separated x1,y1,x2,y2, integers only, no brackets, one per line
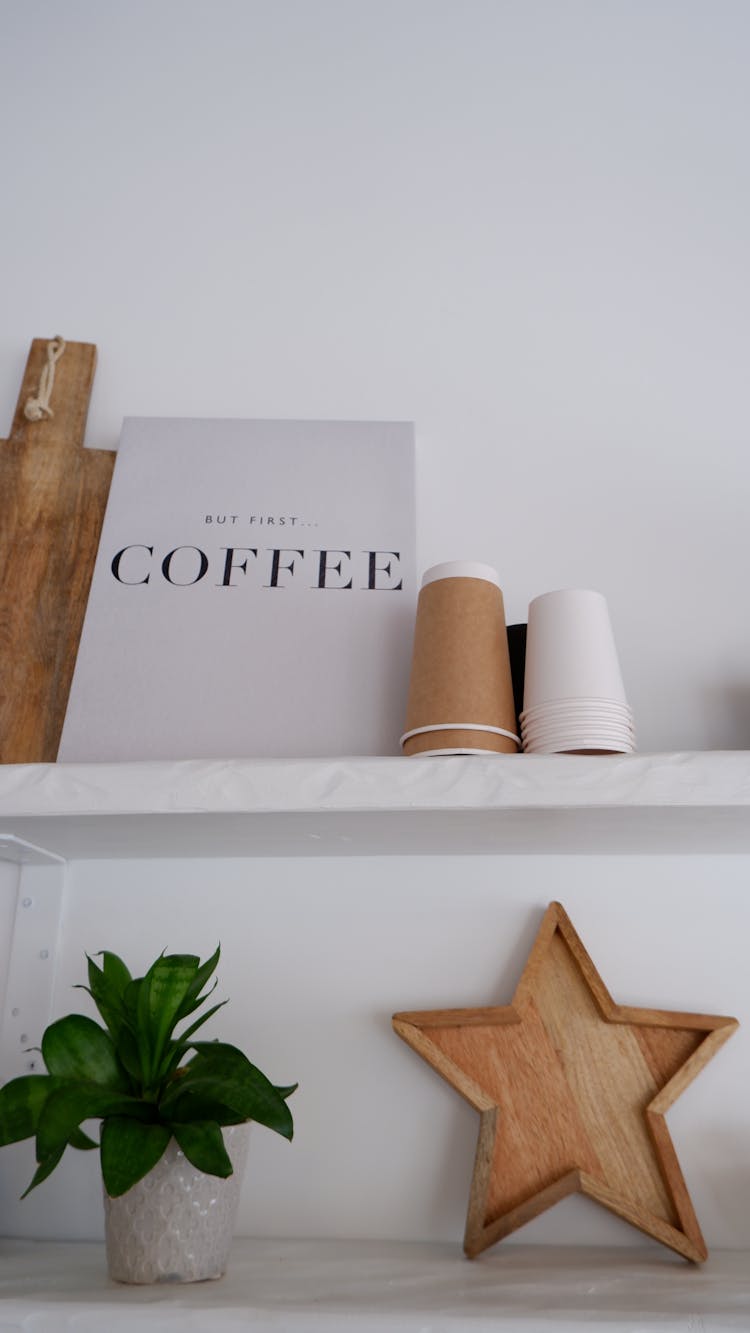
162,1091,245,1126
122,977,142,1025
162,1044,294,1141
42,1015,129,1090
144,955,203,1074
99,950,133,995
82,951,132,1040
174,945,221,1021
179,999,227,1041
170,1120,233,1177
157,1000,229,1081
135,972,153,1079
112,1028,142,1086
173,977,219,1024
100,1117,172,1197
36,1084,153,1163
69,1127,98,1150
275,1084,299,1101
123,979,152,1086
20,1145,65,1198
0,1075,64,1146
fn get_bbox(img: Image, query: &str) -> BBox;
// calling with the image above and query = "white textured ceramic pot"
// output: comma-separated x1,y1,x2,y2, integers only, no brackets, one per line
103,1124,250,1284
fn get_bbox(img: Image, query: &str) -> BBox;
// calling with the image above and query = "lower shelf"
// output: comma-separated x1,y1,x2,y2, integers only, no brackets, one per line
0,1239,748,1329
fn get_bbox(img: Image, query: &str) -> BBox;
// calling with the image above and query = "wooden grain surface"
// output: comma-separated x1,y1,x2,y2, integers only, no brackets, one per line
0,339,114,762
393,902,738,1263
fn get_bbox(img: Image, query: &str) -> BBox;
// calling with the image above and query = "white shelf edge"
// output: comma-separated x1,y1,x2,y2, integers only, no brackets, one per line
2,752,750,818
3,754,750,857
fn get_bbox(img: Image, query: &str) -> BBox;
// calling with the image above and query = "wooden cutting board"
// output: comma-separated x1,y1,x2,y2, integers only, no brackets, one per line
0,338,114,763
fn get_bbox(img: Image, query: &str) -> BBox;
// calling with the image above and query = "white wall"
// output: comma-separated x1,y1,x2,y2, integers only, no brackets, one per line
2,0,750,750
0,854,746,1249
1,1,749,1255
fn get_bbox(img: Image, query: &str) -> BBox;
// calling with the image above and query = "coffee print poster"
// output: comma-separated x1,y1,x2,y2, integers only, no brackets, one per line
58,418,416,760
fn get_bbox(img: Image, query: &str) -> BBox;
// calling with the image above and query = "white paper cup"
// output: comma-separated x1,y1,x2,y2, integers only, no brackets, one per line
523,737,635,754
521,715,634,735
522,735,635,753
521,699,633,723
522,709,635,729
522,730,639,751
521,708,635,736
521,704,635,727
523,589,629,710
522,711,635,734
524,741,636,751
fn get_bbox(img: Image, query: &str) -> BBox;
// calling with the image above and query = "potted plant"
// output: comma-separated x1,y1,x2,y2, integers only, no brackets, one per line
0,945,296,1283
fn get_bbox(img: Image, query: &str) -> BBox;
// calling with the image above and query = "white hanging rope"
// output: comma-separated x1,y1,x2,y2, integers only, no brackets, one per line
24,336,66,421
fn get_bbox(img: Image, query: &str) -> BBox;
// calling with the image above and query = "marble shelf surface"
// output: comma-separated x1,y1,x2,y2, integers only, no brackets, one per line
0,1238,748,1331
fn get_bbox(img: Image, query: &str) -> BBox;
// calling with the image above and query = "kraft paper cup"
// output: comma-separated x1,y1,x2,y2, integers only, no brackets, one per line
523,589,628,711
402,562,519,757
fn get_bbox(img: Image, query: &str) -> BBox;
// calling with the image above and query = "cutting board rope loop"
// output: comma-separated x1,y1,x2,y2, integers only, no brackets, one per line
23,336,66,421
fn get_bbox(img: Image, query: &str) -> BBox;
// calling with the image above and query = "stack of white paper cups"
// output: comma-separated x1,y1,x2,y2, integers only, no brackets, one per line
521,589,635,754
401,562,520,756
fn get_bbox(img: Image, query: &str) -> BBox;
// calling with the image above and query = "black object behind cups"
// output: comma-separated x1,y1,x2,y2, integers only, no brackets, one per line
506,623,527,734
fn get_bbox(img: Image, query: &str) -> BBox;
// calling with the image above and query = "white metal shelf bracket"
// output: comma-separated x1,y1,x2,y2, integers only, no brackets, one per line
0,836,66,1084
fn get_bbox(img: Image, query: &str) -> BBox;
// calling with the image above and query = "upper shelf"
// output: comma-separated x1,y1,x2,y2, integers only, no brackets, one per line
1,753,750,859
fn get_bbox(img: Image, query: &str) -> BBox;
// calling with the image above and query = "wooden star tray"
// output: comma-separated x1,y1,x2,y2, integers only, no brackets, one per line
393,902,738,1262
